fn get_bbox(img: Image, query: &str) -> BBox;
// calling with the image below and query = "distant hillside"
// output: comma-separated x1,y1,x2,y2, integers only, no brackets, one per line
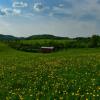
0,34,70,41
0,34,70,40
26,34,69,40
0,34,26,40
1,34,98,41
0,34,18,40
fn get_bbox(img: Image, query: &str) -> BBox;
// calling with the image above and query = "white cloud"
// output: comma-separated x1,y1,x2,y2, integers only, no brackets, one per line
0,0,100,37
53,6,70,14
70,0,100,18
13,9,21,15
12,2,28,8
0,8,21,16
33,3,49,12
33,3,44,12
50,4,72,17
0,9,6,16
0,8,13,16
58,4,65,8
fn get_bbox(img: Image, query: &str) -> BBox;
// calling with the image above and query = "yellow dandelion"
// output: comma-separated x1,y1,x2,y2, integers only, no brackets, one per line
75,93,80,96
90,93,92,95
97,94,99,96
19,95,24,100
72,92,74,95
86,92,89,95
29,88,32,92
59,97,63,100
12,92,15,95
93,94,95,97
97,86,100,90
6,97,9,100
30,94,33,97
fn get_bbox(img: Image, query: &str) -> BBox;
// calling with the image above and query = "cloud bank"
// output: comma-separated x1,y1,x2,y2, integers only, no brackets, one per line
0,0,99,37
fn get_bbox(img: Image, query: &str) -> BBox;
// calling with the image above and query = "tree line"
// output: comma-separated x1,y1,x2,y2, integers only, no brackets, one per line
6,35,100,52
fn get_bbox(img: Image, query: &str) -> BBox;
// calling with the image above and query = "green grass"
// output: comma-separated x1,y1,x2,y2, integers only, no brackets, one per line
0,42,100,100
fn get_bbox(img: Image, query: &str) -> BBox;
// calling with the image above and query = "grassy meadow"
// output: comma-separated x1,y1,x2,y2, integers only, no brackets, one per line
0,42,100,100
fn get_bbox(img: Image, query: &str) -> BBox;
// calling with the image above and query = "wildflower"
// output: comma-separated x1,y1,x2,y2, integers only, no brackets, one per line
75,93,80,96
30,94,33,97
90,93,92,95
97,94,99,96
12,92,16,95
6,97,9,100
72,92,74,95
93,94,95,97
86,98,88,100
19,95,24,100
97,86,100,90
59,97,63,100
86,92,89,95
29,89,32,92
81,95,84,97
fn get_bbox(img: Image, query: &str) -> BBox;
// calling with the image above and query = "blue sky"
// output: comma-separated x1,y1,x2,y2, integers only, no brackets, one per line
0,0,100,37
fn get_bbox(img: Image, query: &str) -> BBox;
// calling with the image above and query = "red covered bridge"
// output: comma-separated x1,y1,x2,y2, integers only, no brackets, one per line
40,46,54,53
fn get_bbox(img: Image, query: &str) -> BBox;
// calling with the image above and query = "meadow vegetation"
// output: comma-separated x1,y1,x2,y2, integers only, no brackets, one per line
0,42,99,99
7,35,100,53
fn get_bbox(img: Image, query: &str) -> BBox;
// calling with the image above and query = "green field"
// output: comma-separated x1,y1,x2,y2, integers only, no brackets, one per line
0,42,100,100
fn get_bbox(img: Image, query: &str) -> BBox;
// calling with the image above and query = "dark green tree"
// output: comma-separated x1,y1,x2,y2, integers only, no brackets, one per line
90,35,100,48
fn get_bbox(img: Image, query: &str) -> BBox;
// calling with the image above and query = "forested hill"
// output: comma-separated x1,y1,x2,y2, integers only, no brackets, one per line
0,34,69,40
26,34,69,40
0,34,100,46
0,34,18,40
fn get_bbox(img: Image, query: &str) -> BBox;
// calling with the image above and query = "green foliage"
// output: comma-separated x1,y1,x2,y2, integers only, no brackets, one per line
89,35,100,48
0,43,99,99
0,34,100,53
5,35,100,53
26,34,69,40
0,34,17,40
